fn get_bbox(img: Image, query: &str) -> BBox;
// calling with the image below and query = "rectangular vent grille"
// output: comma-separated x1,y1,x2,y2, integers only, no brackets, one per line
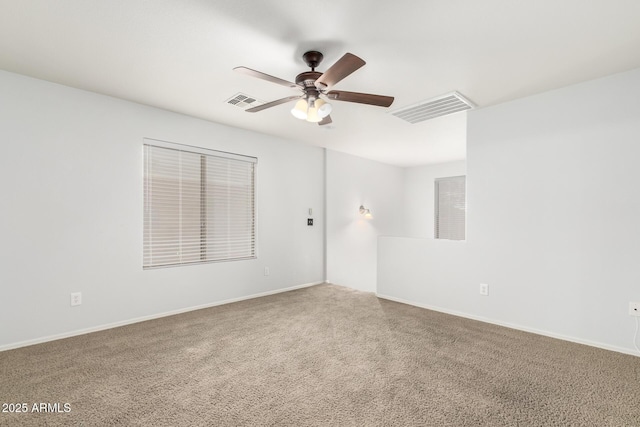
225,93,263,109
390,91,475,124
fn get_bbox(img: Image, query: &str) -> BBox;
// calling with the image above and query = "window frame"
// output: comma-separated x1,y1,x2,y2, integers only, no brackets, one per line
143,138,258,269
434,175,466,241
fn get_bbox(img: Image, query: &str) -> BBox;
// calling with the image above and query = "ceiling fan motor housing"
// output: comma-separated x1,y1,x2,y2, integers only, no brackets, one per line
296,71,323,98
296,71,322,86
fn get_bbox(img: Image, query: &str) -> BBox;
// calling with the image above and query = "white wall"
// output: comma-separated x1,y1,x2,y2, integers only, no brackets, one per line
404,161,466,238
379,67,640,355
0,70,325,350
326,150,404,292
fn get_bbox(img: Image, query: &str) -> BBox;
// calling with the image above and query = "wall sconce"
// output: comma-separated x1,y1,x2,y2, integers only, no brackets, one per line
359,205,372,218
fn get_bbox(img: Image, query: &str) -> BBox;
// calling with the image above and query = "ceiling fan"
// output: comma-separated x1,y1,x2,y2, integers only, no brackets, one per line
233,51,394,125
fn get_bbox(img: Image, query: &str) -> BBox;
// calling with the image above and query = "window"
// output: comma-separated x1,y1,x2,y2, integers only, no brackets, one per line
435,176,466,240
143,139,256,268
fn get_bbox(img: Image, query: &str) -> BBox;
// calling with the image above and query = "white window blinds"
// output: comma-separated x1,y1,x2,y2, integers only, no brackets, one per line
143,140,256,268
435,176,466,240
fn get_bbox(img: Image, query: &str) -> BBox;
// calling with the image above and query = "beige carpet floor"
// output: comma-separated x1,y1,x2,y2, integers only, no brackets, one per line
1,284,639,426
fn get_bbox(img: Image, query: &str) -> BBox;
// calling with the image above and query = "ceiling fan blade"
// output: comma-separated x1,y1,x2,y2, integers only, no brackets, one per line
326,90,394,107
318,115,332,126
234,66,299,89
245,96,301,112
314,53,365,90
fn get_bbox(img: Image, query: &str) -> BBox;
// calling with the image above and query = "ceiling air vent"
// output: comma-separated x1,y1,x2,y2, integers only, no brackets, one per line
225,93,263,109
390,91,475,124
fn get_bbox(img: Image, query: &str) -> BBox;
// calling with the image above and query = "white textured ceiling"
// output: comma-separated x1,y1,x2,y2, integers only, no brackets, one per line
1,0,640,166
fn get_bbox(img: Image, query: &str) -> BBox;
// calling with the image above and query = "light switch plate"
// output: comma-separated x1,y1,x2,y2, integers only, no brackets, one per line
479,283,489,296
71,292,82,306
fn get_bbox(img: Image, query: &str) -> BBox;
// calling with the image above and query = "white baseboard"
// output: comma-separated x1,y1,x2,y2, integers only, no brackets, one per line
376,293,640,358
0,281,323,352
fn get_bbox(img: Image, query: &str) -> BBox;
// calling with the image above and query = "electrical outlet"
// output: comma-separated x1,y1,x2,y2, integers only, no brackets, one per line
264,267,270,276
70,292,82,306
479,283,489,296
629,301,640,317
307,218,313,226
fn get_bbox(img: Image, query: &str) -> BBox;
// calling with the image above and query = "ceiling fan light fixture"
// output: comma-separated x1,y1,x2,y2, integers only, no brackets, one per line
315,98,332,118
291,99,308,120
